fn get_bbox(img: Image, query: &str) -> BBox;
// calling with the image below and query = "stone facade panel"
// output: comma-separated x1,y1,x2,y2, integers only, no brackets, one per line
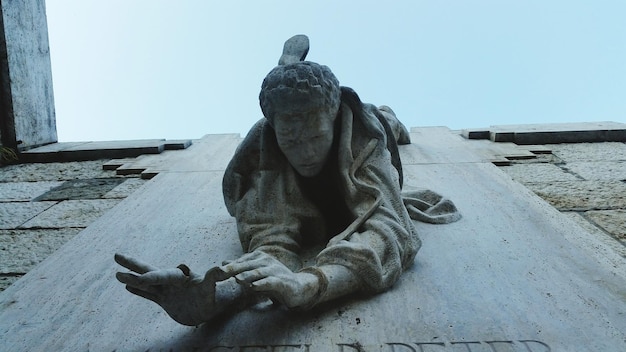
0,228,81,273
550,142,626,162
0,201,56,229
0,181,63,201
19,199,121,228
585,210,626,241
564,161,626,181
499,163,579,183
525,180,626,210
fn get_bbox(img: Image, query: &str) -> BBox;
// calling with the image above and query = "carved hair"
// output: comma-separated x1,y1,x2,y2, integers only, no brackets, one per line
259,62,341,126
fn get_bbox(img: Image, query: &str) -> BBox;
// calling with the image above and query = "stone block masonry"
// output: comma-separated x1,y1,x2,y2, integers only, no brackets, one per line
0,160,147,291
499,141,626,257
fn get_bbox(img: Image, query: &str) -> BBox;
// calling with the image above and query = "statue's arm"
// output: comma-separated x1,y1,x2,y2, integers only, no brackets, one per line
315,141,422,296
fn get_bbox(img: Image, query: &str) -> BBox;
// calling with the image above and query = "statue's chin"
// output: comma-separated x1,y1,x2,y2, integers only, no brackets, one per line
295,163,323,178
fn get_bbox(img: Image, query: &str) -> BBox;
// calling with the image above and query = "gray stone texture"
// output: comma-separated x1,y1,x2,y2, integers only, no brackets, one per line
499,163,579,183
464,122,626,144
550,142,626,162
0,160,123,181
0,143,191,295
585,210,626,241
0,181,63,201
0,228,81,273
525,180,626,210
20,139,193,162
0,276,20,292
0,0,56,149
563,212,626,260
34,178,126,201
20,199,121,228
498,139,626,250
103,178,147,198
0,201,55,229
564,161,626,180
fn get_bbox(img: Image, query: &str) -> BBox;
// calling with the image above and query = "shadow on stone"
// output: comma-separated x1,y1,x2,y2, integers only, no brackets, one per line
34,178,126,201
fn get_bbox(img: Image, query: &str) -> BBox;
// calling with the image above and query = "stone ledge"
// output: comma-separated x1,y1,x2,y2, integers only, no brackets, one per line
463,121,626,144
18,139,192,163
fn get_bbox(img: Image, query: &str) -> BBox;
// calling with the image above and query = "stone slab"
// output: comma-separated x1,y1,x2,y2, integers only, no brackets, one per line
1,136,625,351
19,139,192,163
0,0,57,150
0,228,82,273
19,199,120,228
113,151,188,176
0,201,55,229
102,158,135,171
585,210,626,241
33,178,126,201
166,133,242,172
525,180,626,210
102,135,239,179
163,139,193,150
0,181,63,201
102,178,148,199
0,275,21,292
499,164,580,184
564,212,626,260
0,160,118,182
565,161,626,181
549,142,626,162
20,141,88,153
407,127,539,166
405,127,484,164
20,139,165,162
463,122,626,145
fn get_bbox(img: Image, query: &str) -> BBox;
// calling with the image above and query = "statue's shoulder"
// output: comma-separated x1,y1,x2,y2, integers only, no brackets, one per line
226,118,285,177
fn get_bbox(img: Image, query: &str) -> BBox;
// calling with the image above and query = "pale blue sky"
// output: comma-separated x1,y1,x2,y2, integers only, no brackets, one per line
46,1,626,142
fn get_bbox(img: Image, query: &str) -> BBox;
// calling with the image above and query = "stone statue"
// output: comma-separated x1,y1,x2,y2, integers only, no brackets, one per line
115,35,460,326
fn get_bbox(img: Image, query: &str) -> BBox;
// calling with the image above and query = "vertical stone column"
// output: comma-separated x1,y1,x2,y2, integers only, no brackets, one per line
0,0,56,151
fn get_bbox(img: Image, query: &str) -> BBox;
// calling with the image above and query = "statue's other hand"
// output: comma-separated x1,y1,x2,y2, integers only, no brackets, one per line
221,251,319,308
114,253,227,326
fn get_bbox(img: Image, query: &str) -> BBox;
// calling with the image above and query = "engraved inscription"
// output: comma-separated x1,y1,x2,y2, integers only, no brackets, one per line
201,340,551,352
386,340,550,352
207,345,311,352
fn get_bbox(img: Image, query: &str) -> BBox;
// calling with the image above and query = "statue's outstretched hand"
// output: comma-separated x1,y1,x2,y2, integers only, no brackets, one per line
221,251,320,309
115,253,228,326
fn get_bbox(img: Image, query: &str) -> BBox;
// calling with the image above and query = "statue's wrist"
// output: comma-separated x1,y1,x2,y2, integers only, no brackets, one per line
297,267,329,309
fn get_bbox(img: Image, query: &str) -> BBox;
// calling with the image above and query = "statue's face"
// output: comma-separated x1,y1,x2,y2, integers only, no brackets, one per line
273,108,336,177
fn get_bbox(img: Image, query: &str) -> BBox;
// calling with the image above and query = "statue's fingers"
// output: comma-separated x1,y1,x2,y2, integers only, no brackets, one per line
221,252,277,276
129,268,187,286
116,272,141,286
249,277,286,306
234,268,269,284
221,258,265,277
125,286,159,303
114,253,158,274
250,276,281,292
204,266,229,283
224,251,265,265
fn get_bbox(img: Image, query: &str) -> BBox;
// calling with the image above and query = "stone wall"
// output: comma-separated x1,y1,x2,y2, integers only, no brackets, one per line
499,142,626,258
0,0,56,150
0,160,146,290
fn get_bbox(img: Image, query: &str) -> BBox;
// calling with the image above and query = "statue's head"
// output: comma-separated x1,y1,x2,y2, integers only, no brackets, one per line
259,62,341,177
259,61,341,125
